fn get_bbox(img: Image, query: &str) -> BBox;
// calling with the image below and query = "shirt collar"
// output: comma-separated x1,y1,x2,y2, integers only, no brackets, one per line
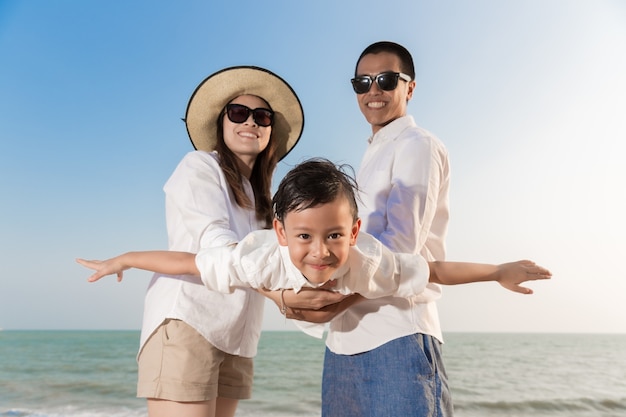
368,115,416,144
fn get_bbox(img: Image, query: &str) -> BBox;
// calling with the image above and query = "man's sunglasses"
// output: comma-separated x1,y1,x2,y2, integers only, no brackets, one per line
225,103,274,127
350,71,412,94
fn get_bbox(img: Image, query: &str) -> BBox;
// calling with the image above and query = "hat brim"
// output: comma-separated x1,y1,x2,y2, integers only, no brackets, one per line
185,66,304,161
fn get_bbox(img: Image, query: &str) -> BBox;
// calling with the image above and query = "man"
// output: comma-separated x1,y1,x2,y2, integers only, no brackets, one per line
319,40,452,417
266,41,449,416
263,41,549,416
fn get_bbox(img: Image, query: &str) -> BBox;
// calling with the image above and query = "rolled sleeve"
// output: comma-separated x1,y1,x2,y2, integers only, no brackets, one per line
344,233,429,298
195,246,240,293
195,230,293,292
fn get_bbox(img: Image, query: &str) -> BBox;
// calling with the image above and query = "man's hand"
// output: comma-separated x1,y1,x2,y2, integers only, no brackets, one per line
257,287,366,323
285,294,365,323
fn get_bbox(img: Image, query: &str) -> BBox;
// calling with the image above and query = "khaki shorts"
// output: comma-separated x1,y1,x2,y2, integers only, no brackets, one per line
137,319,254,401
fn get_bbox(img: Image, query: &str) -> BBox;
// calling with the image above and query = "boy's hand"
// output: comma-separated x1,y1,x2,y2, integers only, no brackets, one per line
497,260,552,294
76,257,128,283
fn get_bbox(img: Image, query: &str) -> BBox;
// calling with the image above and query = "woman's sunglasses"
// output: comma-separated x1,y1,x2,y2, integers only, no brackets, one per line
350,71,412,94
225,103,274,127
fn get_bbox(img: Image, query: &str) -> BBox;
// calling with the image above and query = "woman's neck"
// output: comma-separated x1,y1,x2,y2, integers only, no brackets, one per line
235,156,254,179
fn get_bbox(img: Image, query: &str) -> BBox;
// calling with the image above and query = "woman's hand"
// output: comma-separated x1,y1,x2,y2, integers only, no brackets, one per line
258,287,365,323
258,286,348,310
285,294,365,323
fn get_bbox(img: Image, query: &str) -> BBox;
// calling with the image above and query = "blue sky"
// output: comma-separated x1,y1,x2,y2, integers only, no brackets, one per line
1,0,625,333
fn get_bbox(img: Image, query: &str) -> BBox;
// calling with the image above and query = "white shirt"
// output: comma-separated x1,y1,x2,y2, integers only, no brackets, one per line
194,230,430,344
327,115,450,354
140,151,266,358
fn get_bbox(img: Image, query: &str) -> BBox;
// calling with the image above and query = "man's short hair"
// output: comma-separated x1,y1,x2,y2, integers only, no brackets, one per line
355,41,415,80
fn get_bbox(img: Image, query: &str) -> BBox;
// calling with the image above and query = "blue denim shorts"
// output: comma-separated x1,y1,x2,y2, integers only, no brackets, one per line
322,333,453,417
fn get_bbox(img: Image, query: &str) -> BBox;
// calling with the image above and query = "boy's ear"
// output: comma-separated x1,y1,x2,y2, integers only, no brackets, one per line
350,218,361,245
273,218,288,246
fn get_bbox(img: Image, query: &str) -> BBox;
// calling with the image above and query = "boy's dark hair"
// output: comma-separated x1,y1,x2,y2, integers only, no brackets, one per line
355,41,415,80
273,158,359,222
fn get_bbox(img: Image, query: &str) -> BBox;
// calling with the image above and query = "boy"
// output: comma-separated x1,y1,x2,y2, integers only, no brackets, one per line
78,159,550,337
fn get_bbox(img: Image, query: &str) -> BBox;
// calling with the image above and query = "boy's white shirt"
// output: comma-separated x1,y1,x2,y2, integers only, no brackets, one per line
195,229,430,338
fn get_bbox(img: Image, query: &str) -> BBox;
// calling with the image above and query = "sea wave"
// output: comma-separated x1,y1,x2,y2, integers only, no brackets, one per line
456,396,626,416
0,406,146,417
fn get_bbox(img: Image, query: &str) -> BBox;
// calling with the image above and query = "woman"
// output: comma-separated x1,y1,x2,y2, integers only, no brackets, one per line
138,66,308,417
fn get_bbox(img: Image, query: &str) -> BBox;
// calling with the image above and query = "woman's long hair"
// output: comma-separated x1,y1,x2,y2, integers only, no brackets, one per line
214,97,278,228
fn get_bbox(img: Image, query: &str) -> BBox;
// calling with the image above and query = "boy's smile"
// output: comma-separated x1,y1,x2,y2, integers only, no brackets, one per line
273,196,361,285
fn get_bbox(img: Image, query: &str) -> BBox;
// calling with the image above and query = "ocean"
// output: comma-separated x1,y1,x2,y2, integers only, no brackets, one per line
1,331,625,417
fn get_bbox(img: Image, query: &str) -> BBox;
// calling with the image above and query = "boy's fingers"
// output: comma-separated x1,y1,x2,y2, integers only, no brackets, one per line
522,263,551,279
87,273,101,283
77,258,100,268
528,269,552,280
512,284,533,295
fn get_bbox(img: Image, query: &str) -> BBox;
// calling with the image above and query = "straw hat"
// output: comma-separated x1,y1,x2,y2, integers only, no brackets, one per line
184,66,304,161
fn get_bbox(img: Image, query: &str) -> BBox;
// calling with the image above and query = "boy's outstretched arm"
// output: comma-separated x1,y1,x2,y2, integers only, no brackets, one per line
76,251,199,283
428,259,552,294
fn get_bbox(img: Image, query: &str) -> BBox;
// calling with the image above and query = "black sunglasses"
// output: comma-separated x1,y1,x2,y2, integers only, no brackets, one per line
351,71,412,94
225,103,274,127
